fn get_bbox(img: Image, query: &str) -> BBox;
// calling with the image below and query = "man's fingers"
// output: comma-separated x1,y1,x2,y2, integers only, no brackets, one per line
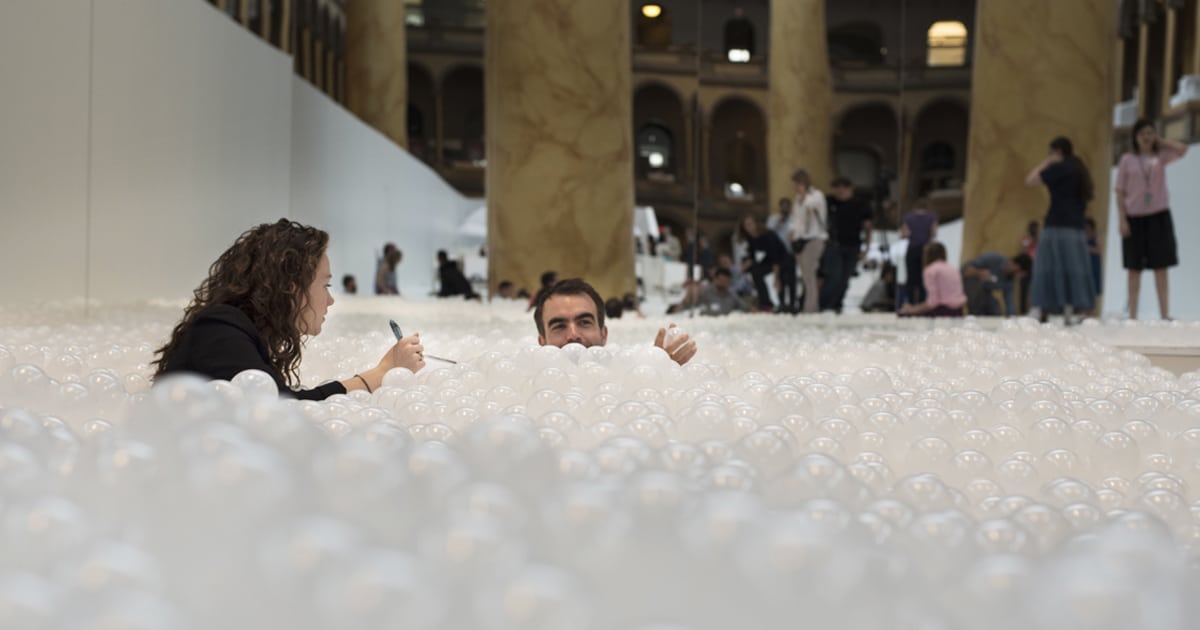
654,327,667,348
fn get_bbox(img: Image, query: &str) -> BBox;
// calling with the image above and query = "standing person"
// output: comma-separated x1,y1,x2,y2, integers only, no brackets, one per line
899,242,965,317
1084,217,1102,308
791,169,828,313
820,176,873,313
375,243,402,295
738,214,791,311
1115,119,1188,320
154,220,425,399
1017,220,1039,313
1024,136,1096,323
899,202,938,306
766,197,799,312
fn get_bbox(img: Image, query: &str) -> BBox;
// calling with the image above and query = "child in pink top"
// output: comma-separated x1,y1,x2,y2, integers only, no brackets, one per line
900,242,965,317
1115,119,1189,320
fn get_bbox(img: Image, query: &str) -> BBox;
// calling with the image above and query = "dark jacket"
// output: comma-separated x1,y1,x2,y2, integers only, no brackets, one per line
158,304,346,401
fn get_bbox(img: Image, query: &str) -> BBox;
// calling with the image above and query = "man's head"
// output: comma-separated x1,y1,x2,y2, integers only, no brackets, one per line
497,280,515,298
534,278,608,348
1008,253,1033,277
713,267,733,291
540,271,559,288
792,169,811,196
342,274,357,294
831,176,854,201
778,197,792,215
436,250,449,263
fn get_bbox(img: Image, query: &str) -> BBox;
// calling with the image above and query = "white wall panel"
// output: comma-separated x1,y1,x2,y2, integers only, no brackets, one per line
86,0,293,301
289,79,476,297
0,1,91,303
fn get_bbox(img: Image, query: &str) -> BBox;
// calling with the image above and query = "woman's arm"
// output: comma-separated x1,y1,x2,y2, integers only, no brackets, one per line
1025,155,1055,187
340,335,426,393
930,218,939,240
1160,137,1189,158
1114,156,1130,237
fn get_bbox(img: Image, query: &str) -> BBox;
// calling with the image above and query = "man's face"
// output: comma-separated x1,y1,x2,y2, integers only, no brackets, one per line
538,294,607,348
714,274,731,292
833,184,853,201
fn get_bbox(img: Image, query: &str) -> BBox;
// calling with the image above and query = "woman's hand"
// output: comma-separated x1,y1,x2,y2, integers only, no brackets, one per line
386,333,425,372
1119,218,1131,238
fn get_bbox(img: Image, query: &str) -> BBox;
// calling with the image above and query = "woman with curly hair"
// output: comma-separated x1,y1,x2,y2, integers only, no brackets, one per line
153,219,425,399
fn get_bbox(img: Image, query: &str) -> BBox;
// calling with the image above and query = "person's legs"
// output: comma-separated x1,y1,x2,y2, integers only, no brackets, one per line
906,246,925,304
818,244,844,311
780,260,798,312
750,262,773,310
835,246,859,312
800,240,825,313
1127,270,1141,319
1154,268,1169,319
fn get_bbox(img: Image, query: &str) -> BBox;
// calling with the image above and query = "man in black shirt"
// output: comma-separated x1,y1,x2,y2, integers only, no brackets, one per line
437,250,480,300
819,177,873,313
739,215,792,311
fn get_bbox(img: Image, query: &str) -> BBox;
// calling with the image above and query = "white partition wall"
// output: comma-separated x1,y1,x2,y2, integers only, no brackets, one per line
87,0,294,301
0,1,91,302
0,1,474,305
1105,149,1200,320
289,81,476,296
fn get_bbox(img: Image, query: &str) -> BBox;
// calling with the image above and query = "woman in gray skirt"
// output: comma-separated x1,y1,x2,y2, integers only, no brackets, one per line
1023,136,1096,323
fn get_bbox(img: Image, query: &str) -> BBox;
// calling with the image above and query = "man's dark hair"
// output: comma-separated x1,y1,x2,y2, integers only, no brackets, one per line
540,271,558,288
605,297,624,319
498,280,514,291
1011,253,1033,274
437,250,449,263
831,176,853,188
713,267,733,279
533,278,605,336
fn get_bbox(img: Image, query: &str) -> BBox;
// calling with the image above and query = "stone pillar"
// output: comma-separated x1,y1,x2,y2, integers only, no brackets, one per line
486,0,635,299
345,1,407,148
768,0,833,207
962,0,1116,267
1138,21,1149,118
1163,8,1177,111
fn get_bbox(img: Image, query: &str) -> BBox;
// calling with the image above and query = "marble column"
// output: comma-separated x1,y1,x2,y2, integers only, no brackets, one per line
768,0,833,207
345,1,407,148
486,0,635,299
1163,8,1177,111
962,0,1116,271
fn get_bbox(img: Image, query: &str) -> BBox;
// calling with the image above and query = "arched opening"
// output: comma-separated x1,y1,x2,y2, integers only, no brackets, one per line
637,124,674,179
407,64,436,165
835,102,898,225
926,21,967,67
710,98,765,200
828,21,885,67
724,11,755,62
910,99,969,219
441,66,485,166
636,3,672,48
633,83,686,182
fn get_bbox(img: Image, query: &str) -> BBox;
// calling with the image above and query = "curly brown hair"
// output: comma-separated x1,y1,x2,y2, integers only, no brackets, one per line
152,219,329,387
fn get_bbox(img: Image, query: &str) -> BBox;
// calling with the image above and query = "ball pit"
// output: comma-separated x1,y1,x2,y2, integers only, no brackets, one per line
1,298,1199,629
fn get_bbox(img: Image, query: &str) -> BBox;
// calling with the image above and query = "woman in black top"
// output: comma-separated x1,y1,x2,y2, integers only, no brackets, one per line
153,220,425,399
1024,136,1096,323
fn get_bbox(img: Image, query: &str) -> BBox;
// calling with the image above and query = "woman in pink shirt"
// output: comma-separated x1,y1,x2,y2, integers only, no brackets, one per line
900,242,965,317
1115,119,1189,319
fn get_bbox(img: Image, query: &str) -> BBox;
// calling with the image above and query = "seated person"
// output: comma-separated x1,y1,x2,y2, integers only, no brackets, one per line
375,243,402,295
860,262,897,313
697,268,751,316
437,250,480,300
495,280,516,299
154,220,425,400
961,251,1032,316
899,242,966,317
534,278,697,365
